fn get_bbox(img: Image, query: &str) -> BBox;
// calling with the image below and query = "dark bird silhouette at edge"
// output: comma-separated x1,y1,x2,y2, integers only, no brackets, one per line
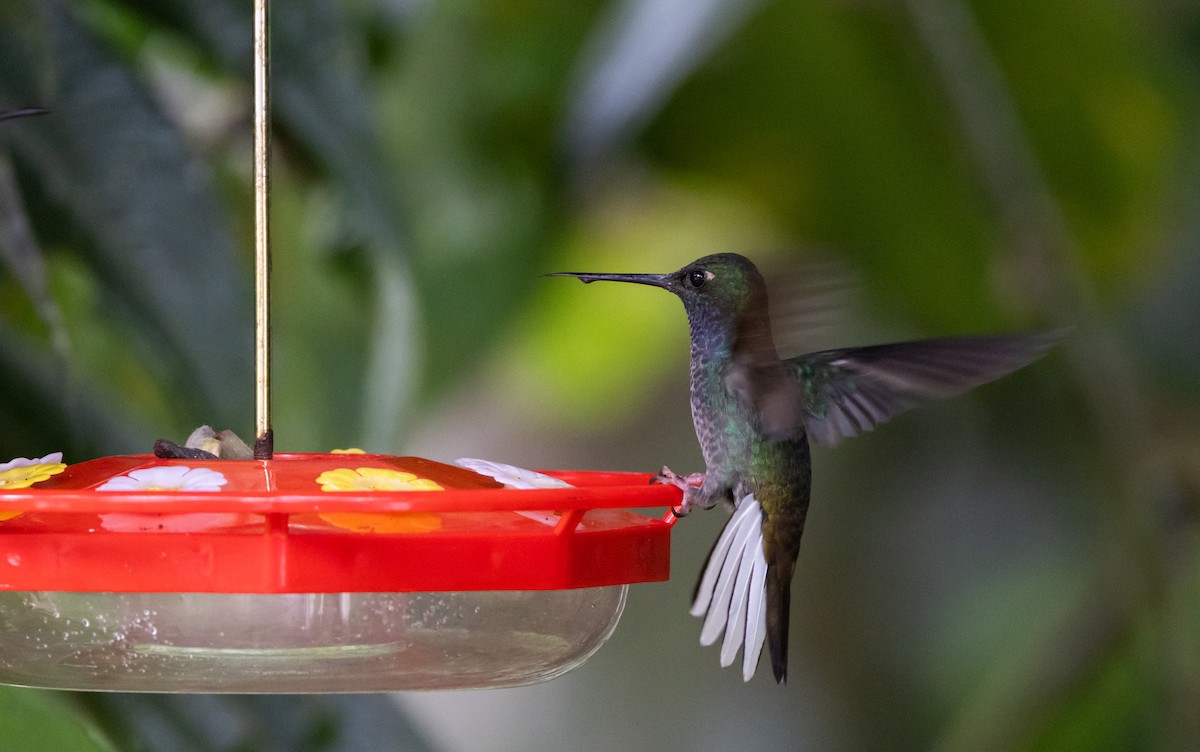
0,107,48,123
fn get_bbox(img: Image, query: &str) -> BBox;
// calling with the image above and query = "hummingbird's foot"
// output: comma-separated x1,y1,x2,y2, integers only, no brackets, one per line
654,466,705,518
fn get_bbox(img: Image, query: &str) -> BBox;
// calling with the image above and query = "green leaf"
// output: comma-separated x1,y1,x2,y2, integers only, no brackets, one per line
634,0,1188,329
0,688,115,752
77,694,439,752
0,325,151,459
110,0,420,447
1026,626,1157,752
563,0,765,162
0,153,68,360
0,0,55,109
0,3,253,432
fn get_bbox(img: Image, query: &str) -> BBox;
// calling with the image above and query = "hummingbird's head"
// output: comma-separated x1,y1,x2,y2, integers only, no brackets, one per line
549,253,769,348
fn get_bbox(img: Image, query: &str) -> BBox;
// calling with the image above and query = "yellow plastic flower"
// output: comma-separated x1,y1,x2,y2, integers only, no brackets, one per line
331,448,366,454
0,454,67,522
316,467,443,492
0,462,66,490
316,467,444,533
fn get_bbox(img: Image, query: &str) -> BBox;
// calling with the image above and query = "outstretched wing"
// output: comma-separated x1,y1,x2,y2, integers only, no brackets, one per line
791,331,1062,445
691,495,769,682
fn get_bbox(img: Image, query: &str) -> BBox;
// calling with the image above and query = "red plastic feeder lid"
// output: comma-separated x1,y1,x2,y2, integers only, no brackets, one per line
0,453,680,594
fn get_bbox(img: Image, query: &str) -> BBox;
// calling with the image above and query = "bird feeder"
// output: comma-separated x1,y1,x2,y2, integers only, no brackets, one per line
0,455,677,691
0,1,679,692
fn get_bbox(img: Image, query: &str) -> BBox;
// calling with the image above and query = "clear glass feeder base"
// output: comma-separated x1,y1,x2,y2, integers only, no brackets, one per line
0,587,627,692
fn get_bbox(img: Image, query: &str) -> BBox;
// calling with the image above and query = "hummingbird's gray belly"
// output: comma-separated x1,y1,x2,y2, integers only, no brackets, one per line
689,369,756,503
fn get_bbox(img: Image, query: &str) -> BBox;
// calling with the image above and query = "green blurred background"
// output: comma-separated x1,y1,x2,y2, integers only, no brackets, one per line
1,0,1199,750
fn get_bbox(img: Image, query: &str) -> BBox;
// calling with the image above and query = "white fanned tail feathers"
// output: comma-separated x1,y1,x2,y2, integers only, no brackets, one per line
690,494,768,681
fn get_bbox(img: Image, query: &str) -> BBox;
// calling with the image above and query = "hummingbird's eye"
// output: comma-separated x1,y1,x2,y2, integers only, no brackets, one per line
688,270,708,288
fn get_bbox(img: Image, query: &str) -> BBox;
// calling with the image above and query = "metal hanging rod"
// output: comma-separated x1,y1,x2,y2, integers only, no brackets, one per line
253,0,273,460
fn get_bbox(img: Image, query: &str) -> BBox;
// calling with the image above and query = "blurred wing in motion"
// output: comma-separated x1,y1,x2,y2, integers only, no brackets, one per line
691,494,769,681
791,331,1063,445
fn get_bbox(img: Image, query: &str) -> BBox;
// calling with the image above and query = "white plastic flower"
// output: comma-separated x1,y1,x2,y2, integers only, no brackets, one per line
96,465,228,492
455,458,578,529
0,452,63,473
455,458,571,490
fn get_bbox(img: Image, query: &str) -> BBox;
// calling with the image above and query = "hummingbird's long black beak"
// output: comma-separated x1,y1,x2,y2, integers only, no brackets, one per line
546,271,672,289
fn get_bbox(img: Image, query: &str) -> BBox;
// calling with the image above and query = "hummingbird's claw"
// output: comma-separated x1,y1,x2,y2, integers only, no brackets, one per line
653,466,705,488
648,474,689,517
654,466,706,517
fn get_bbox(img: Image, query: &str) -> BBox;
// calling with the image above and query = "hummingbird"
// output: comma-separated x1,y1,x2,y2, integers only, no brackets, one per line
551,253,1059,683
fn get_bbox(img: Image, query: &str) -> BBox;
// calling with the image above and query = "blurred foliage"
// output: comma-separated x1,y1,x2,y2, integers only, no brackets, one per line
1,0,1199,750
0,687,113,751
